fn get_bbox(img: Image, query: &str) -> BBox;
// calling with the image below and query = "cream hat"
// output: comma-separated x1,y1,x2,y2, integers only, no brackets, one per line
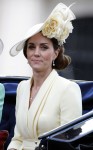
0,39,4,55
10,3,76,56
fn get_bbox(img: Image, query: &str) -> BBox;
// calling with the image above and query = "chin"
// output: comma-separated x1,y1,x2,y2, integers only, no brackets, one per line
33,68,43,72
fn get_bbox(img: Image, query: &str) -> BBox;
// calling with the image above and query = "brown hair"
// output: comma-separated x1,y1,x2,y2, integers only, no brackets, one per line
23,37,71,70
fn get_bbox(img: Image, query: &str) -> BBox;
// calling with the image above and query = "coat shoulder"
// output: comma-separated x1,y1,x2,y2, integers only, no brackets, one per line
56,75,79,89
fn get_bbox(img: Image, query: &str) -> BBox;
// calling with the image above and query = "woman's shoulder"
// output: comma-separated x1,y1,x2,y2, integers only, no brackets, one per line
19,78,30,84
57,75,72,84
57,75,79,88
55,76,81,96
17,78,31,88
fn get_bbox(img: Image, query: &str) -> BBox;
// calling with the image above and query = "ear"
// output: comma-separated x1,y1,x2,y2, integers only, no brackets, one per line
54,48,60,60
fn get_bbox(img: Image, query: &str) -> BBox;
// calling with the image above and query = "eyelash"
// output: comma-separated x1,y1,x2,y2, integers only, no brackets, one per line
27,46,35,49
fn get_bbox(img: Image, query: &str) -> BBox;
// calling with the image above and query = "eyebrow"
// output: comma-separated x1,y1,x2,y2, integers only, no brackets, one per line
27,42,49,45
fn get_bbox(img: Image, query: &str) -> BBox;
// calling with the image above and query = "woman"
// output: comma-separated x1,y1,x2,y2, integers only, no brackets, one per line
0,39,5,122
7,3,82,150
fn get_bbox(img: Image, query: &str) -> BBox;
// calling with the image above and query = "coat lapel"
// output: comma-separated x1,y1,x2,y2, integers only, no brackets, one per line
27,70,58,138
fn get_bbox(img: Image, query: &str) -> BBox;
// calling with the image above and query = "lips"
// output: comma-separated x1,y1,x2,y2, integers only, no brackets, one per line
32,59,42,62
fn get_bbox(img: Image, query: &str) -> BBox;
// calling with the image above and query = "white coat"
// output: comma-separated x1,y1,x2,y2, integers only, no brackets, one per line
7,70,82,150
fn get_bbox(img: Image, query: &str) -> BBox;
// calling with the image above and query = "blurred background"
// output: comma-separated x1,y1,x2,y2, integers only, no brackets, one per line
0,0,93,80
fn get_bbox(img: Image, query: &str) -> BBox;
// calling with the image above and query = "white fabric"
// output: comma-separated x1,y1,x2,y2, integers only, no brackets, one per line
19,139,40,150
7,69,82,150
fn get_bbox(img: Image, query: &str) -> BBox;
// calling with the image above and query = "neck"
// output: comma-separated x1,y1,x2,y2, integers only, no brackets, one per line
32,69,53,88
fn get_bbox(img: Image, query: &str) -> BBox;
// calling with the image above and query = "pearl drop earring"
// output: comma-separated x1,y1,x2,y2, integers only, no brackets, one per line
52,60,55,66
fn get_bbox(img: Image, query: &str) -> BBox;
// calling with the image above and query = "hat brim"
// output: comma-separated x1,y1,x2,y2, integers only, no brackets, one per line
0,39,4,55
10,3,76,57
10,23,44,56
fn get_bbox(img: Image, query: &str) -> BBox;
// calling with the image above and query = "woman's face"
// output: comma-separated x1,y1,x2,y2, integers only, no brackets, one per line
26,32,58,73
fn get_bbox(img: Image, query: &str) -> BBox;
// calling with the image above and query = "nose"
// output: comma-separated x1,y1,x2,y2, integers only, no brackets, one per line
34,47,40,56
